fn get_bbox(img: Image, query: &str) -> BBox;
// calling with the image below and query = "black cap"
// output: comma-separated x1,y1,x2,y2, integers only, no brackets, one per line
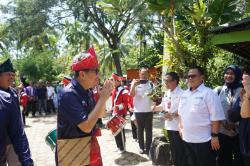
0,59,15,73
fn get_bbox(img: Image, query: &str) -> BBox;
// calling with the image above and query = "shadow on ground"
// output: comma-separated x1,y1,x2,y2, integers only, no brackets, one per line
27,114,57,124
114,151,149,165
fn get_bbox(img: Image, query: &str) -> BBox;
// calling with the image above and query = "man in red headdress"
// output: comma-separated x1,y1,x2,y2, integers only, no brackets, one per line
110,73,130,153
61,76,71,87
56,47,114,166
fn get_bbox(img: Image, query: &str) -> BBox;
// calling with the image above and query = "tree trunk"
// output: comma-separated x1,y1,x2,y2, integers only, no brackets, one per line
109,36,123,76
112,50,122,76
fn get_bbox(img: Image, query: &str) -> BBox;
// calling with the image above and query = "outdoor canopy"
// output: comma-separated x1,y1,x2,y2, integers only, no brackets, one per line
210,17,250,60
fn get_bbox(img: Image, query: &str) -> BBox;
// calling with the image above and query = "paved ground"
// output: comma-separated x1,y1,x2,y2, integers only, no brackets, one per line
24,113,164,166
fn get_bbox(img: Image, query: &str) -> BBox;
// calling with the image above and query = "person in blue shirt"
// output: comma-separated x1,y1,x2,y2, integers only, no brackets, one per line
0,59,33,166
57,47,114,165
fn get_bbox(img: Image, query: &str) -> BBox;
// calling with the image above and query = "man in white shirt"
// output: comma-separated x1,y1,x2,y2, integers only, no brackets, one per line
178,66,225,166
46,81,56,113
154,72,186,166
130,68,154,155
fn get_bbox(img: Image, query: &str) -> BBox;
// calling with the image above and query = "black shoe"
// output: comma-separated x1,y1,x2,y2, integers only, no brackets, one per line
118,149,125,154
139,149,144,154
133,139,138,142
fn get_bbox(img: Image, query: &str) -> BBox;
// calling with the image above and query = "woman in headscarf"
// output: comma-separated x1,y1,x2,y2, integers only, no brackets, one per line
214,65,243,166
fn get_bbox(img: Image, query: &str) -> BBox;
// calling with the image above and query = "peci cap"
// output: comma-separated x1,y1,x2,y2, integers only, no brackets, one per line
0,59,15,74
71,47,99,71
111,73,126,81
61,76,71,86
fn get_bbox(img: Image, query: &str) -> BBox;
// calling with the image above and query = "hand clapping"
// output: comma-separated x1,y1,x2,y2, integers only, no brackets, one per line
99,79,114,100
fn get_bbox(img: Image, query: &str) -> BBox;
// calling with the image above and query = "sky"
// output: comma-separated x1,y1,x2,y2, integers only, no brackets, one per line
0,0,9,5
0,0,11,23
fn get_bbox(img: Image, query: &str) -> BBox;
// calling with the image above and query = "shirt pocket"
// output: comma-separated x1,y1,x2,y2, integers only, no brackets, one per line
191,98,205,113
179,97,187,108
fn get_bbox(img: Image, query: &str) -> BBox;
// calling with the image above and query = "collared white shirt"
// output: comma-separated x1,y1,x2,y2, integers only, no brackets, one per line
178,83,225,143
134,81,153,113
47,86,55,99
160,86,183,131
214,85,241,136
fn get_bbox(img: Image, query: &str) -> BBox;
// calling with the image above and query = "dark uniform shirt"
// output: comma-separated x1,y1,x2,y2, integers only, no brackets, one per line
36,86,47,99
57,79,96,139
0,87,33,166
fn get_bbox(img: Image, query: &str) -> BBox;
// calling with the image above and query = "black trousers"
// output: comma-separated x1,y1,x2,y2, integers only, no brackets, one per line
135,112,153,153
26,100,36,116
115,128,126,151
217,133,243,166
242,155,250,166
130,112,137,139
114,115,126,151
168,130,186,166
47,99,56,113
184,140,217,166
22,106,26,125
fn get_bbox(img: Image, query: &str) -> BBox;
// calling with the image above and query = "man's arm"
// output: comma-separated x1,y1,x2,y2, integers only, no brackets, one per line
78,80,113,133
153,104,163,112
211,121,220,150
78,97,107,133
178,115,183,139
207,90,225,151
8,104,33,165
130,79,139,97
241,74,250,118
241,96,250,118
130,84,136,97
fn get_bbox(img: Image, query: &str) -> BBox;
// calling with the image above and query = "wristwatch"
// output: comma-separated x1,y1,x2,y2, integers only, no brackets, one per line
211,133,219,137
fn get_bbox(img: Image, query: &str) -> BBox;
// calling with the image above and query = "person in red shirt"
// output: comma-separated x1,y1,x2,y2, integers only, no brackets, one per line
92,79,104,127
19,85,28,125
123,80,138,141
110,73,130,153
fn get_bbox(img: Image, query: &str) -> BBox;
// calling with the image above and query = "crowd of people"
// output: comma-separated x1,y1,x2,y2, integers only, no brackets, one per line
0,47,250,166
152,66,250,166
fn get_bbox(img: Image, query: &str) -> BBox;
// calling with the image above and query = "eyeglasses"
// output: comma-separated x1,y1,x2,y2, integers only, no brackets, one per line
187,74,199,79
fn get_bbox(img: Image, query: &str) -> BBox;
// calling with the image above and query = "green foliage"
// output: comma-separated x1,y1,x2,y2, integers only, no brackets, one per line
15,51,54,81
1,0,249,85
1,0,58,50
147,0,248,86
15,50,71,82
98,46,116,79
120,32,163,70
207,0,243,25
